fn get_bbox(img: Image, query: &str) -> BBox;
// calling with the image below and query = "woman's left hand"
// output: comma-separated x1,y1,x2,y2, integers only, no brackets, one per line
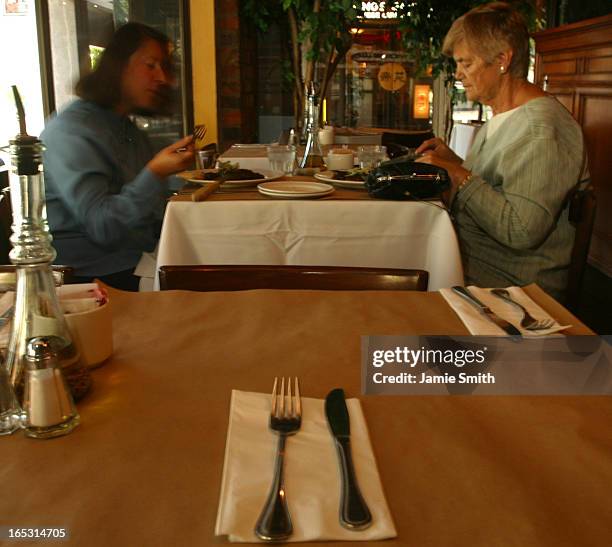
416,152,470,192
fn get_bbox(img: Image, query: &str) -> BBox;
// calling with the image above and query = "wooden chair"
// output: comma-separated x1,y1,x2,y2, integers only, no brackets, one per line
0,167,8,191
0,187,13,264
381,130,434,158
566,185,597,311
159,265,429,292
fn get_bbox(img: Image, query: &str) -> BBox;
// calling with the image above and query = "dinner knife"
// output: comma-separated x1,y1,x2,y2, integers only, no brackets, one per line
451,286,521,335
325,388,372,530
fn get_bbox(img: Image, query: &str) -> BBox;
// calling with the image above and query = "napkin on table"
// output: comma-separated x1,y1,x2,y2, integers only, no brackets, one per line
215,390,397,543
440,285,571,336
0,283,107,347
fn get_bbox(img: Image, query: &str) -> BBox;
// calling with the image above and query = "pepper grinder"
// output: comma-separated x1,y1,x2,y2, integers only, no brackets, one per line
22,336,79,439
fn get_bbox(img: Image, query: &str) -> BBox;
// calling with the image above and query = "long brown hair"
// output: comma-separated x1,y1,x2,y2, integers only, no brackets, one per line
76,22,174,113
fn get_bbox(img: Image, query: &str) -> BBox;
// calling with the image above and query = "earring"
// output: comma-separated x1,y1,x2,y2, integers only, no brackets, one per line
500,66,505,73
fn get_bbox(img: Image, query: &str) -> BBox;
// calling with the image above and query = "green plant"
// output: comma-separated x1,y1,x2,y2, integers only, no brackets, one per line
242,0,358,126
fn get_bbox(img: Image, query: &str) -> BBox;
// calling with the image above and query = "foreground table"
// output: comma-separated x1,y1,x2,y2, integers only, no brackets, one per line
155,180,464,291
1,286,609,546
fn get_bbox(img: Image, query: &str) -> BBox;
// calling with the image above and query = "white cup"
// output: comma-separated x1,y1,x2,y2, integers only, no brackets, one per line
318,126,335,146
326,148,354,171
64,302,113,369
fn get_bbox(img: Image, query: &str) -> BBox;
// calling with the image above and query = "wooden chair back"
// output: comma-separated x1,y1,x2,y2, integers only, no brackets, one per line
159,265,429,292
0,187,13,264
566,185,597,311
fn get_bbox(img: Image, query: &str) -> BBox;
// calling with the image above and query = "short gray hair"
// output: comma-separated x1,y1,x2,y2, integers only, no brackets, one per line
443,2,530,79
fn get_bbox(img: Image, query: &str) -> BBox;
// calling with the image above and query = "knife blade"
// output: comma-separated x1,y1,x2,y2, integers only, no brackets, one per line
451,286,521,335
325,388,372,530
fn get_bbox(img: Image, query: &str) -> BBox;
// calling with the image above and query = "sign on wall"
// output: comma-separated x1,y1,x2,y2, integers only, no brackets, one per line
378,62,407,92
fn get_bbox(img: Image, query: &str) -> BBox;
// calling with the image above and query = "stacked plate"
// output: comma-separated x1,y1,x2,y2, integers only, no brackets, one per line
257,181,335,199
314,170,367,190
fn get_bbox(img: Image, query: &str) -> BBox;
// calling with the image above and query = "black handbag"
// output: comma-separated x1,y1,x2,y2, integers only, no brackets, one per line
365,159,450,200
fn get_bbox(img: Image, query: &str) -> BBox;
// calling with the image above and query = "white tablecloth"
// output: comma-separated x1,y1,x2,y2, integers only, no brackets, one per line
154,200,464,290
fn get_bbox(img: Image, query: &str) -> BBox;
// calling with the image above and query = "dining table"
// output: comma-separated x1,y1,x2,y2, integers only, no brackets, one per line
1,284,610,546
151,175,464,291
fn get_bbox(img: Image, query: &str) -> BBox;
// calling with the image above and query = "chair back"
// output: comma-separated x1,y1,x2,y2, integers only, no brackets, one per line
0,168,8,191
566,185,597,311
0,187,12,264
381,130,434,158
159,265,429,292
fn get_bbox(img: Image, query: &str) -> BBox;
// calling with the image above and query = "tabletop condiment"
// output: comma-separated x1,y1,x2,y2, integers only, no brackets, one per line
22,336,79,439
3,86,91,405
298,82,324,171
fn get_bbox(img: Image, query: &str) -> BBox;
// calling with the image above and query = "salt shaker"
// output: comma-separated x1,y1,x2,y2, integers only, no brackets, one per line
22,337,80,439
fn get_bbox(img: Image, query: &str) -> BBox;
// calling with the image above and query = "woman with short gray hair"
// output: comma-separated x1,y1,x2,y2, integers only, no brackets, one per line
416,2,589,301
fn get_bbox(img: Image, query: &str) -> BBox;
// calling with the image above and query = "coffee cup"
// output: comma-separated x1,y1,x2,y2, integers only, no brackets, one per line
64,302,113,369
326,148,354,171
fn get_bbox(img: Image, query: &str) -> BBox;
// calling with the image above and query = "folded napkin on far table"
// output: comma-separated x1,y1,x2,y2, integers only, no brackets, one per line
215,390,396,543
440,285,571,336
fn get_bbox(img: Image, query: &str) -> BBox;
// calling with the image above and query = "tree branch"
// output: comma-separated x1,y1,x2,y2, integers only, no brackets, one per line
288,7,303,107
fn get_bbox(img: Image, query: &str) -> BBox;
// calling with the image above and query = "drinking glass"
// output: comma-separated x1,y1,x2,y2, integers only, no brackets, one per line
267,144,296,175
357,145,388,169
197,149,218,169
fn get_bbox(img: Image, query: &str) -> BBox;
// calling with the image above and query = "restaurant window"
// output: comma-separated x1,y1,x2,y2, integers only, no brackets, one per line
0,0,45,166
47,0,193,150
326,27,433,130
0,0,193,158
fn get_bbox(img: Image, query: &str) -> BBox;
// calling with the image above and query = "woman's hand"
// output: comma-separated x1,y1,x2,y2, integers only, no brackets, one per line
147,135,195,179
416,137,463,164
416,153,470,190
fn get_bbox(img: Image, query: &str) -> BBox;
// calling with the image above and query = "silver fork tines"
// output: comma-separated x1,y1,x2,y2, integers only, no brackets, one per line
490,288,555,331
193,124,207,142
255,377,302,542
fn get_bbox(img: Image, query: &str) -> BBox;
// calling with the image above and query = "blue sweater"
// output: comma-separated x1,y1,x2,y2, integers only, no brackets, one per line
41,100,168,277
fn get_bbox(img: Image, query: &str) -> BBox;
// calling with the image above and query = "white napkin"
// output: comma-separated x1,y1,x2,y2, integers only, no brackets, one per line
215,390,397,543
440,286,571,336
0,283,106,347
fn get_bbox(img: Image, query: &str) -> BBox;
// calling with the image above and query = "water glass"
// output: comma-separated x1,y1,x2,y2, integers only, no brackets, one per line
197,149,218,169
357,145,388,169
267,144,296,175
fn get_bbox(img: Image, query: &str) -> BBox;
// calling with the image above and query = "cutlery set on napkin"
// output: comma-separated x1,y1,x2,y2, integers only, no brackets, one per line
215,384,396,543
441,285,571,336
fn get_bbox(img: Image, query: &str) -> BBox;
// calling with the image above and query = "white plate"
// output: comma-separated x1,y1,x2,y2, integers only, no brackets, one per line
185,168,283,188
314,170,367,189
231,143,268,149
257,181,334,199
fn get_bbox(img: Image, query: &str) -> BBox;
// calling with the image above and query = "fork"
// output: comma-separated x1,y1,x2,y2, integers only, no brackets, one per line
490,289,555,330
255,377,302,542
193,124,207,143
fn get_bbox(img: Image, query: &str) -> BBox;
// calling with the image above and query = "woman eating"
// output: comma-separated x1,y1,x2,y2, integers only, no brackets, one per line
42,23,194,291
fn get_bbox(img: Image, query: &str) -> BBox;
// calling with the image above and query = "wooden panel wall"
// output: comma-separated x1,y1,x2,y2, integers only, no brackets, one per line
534,14,612,276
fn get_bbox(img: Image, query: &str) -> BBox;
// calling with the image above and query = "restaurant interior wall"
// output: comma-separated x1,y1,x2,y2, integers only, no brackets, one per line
533,13,612,281
189,0,217,149
213,0,257,151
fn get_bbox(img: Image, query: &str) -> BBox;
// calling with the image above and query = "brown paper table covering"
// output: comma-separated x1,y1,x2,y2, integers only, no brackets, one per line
1,285,609,547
